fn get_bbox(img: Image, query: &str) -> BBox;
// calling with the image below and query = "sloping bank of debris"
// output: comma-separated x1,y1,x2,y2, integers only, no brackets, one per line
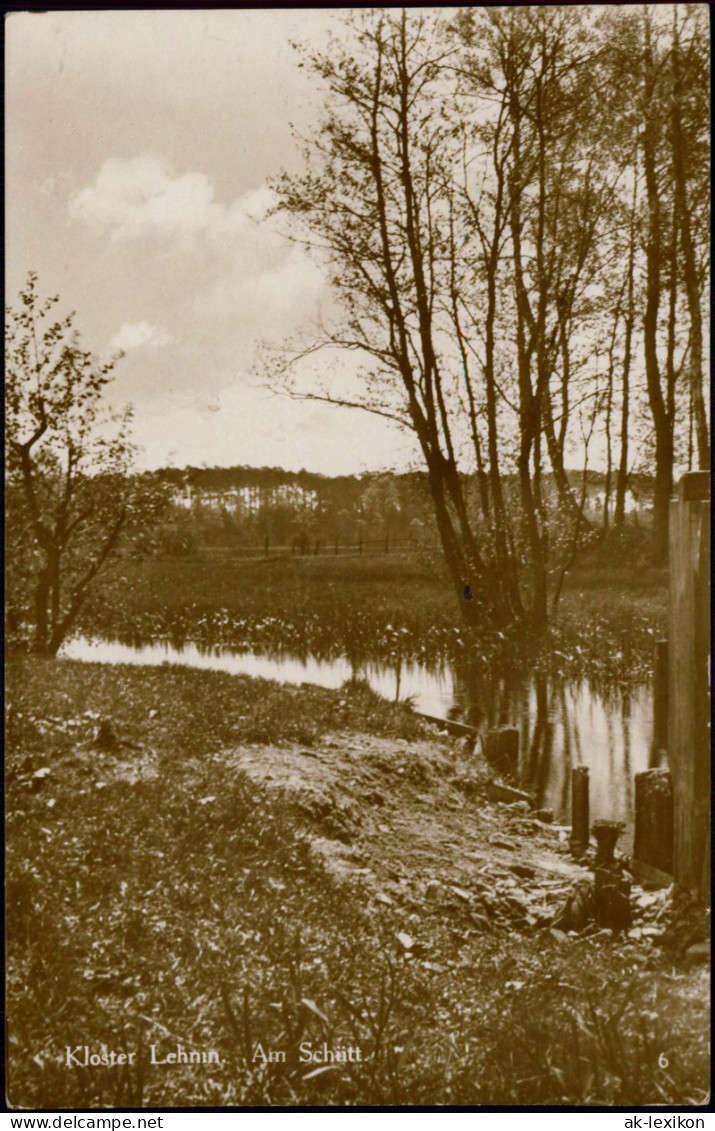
6,656,709,1107
220,727,708,956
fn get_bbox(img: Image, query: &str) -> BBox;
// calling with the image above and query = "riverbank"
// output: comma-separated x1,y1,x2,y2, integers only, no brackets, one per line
78,546,668,684
6,655,708,1108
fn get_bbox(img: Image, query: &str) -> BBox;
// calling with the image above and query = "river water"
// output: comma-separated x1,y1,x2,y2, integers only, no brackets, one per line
62,635,663,844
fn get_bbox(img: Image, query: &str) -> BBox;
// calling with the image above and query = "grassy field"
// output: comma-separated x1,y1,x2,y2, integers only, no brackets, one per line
6,655,708,1108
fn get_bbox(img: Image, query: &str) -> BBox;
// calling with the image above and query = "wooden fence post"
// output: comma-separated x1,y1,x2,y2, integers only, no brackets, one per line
668,471,710,901
633,767,673,878
485,726,519,776
570,766,590,858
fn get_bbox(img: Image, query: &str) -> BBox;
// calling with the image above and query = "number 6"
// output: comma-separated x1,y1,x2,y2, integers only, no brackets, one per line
658,1053,669,1069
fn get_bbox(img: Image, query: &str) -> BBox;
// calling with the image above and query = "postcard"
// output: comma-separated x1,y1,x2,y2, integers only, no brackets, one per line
5,6,710,1114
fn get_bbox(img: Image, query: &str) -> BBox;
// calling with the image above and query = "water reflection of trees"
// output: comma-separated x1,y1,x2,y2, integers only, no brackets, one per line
70,628,656,830
450,656,653,822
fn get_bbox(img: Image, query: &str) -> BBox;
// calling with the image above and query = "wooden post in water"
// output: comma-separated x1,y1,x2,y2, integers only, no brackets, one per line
570,766,590,857
633,768,673,877
485,727,519,776
652,639,668,760
668,472,710,901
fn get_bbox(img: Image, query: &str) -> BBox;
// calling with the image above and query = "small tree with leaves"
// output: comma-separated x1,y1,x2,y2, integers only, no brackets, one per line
5,273,159,656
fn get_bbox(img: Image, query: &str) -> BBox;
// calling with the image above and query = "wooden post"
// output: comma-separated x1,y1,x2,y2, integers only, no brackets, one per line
633,768,673,876
593,865,632,931
592,820,625,867
652,639,668,758
570,766,590,857
485,726,519,775
668,472,710,900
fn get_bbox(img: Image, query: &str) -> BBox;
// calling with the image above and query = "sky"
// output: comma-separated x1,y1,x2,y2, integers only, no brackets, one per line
6,9,418,475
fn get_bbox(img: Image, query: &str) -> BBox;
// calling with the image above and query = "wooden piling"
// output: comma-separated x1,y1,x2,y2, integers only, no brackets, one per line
633,768,673,876
593,865,632,931
570,766,590,856
668,472,710,900
592,819,625,867
485,727,519,774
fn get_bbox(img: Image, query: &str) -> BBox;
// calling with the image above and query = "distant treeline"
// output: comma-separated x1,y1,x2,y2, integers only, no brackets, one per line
134,465,655,556
152,464,657,496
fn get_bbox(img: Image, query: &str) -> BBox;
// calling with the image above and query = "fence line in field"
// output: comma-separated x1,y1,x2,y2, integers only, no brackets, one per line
196,537,440,559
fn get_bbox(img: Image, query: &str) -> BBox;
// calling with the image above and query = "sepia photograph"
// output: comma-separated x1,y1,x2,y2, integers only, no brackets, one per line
4,5,711,1113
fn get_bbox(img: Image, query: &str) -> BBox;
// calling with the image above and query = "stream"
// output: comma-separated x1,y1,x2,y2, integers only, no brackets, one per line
61,634,664,846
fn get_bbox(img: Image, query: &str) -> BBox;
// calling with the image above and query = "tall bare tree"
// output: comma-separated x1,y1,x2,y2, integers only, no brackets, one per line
272,5,709,621
602,5,710,559
274,11,521,626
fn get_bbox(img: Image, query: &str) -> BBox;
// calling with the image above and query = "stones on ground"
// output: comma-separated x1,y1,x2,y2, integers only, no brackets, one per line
383,865,404,882
509,863,536,879
533,808,554,823
94,718,121,752
551,879,594,932
634,889,668,911
450,885,473,902
425,879,446,902
374,891,394,907
501,892,530,918
485,780,535,807
468,911,492,932
506,800,532,814
682,941,710,963
452,775,480,798
627,925,663,942
396,931,414,951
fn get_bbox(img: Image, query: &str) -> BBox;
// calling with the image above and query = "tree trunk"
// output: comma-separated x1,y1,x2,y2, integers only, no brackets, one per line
615,179,637,527
641,25,672,564
670,16,710,470
32,566,51,655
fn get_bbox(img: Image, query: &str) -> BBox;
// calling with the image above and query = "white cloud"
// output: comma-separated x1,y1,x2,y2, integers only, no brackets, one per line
71,154,330,401
109,320,172,352
69,154,277,244
69,155,216,240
